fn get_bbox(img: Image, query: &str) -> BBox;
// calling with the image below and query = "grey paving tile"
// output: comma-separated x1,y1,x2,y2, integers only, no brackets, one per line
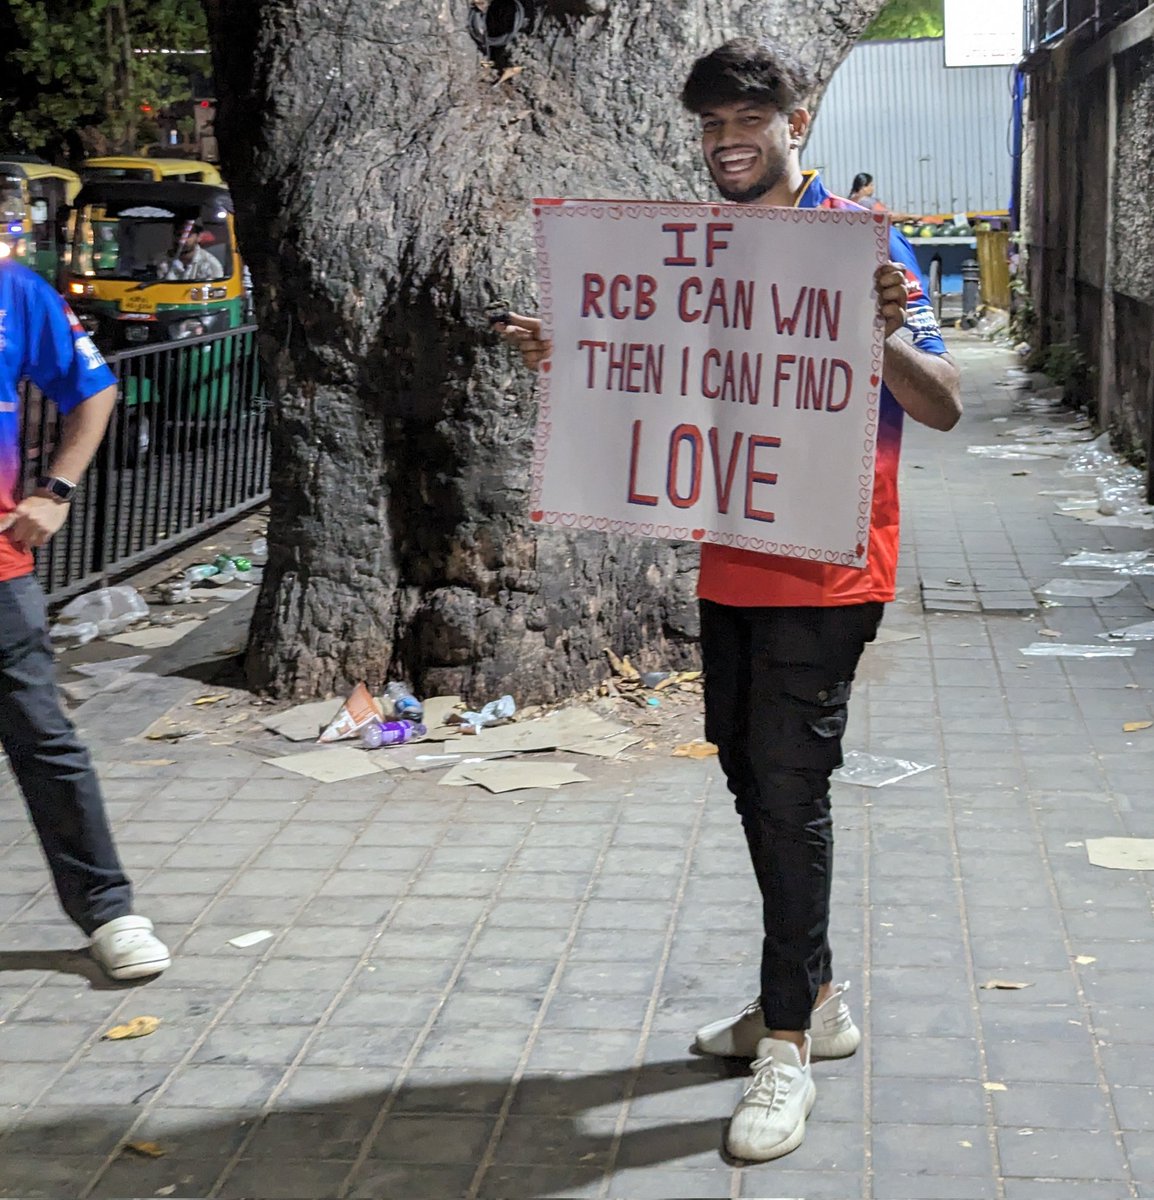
870,1123,993,1176
346,1162,479,1199
872,1077,988,1126
991,1081,1115,1130
871,1174,998,1199
871,1036,982,1080
1002,1182,1141,1200
367,1113,494,1163
997,1126,1128,1180
217,1157,356,1199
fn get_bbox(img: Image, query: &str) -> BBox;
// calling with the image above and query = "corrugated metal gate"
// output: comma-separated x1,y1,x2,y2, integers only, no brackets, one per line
805,37,1016,216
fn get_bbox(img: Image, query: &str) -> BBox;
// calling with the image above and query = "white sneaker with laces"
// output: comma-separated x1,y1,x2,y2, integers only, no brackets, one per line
693,982,860,1060
89,915,171,981
726,1035,816,1162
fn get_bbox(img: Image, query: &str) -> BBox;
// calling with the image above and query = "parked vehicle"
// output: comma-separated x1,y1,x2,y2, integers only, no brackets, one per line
79,156,224,185
0,155,81,285
64,180,251,462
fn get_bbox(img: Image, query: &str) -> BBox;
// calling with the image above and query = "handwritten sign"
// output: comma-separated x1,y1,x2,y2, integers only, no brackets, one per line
530,200,888,566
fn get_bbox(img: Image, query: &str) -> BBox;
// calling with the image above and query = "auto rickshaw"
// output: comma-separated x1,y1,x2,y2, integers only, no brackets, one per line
80,156,224,185
64,180,253,462
0,155,82,285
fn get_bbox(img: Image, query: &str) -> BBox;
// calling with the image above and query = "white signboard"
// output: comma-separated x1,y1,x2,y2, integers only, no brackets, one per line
530,199,887,567
944,0,1025,67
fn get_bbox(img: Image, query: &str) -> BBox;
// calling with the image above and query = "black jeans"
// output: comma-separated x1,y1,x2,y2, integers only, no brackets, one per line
700,598,883,1031
0,574,132,934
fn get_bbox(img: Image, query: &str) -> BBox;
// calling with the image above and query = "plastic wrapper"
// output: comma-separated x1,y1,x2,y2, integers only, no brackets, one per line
1063,433,1117,475
1020,642,1136,658
832,750,933,788
1061,550,1150,570
49,621,99,646
457,694,516,733
57,585,149,636
317,683,383,743
1098,621,1154,642
1036,579,1130,599
967,444,1064,461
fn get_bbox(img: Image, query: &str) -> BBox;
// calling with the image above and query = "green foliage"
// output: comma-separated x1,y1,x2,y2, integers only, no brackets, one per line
0,0,208,159
863,0,945,40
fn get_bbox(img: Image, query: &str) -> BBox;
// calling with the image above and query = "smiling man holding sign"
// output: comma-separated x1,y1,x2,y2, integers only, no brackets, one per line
501,38,960,1163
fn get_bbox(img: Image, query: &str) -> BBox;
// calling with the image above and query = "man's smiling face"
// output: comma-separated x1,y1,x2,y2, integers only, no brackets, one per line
699,99,795,204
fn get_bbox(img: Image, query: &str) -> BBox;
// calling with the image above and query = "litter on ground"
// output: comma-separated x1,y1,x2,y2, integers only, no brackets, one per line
1085,838,1154,871
263,746,398,782
833,751,934,788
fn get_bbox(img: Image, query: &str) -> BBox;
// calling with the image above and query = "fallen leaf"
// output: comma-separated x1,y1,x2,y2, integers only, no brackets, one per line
981,979,1032,990
194,694,228,706
493,64,524,86
156,1187,177,1196
672,741,719,759
104,1016,160,1041
675,670,703,683
603,648,639,681
1123,720,1153,732
123,1141,166,1159
1074,955,1097,965
983,1082,1008,1092
1038,629,1061,638
1012,470,1031,476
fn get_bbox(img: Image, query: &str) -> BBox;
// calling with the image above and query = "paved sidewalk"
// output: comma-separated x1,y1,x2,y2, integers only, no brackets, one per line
1,335,1154,1200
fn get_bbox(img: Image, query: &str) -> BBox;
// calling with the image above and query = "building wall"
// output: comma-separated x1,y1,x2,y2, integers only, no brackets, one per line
804,38,1015,214
1025,7,1154,490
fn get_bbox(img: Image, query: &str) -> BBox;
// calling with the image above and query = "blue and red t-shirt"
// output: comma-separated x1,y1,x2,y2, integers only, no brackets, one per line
698,170,948,608
0,261,115,581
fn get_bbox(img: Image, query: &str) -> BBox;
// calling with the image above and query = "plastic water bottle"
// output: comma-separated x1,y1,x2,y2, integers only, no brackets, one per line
362,720,427,749
384,682,423,721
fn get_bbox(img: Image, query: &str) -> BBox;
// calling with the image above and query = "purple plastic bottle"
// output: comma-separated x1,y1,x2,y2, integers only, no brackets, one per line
362,720,427,749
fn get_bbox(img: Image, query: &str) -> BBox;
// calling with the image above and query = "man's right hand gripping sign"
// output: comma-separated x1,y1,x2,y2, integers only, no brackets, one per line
499,38,960,1168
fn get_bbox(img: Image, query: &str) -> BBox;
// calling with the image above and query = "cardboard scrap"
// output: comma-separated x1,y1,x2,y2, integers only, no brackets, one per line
1086,837,1154,871
981,980,1032,991
264,746,396,783
452,707,627,755
1123,721,1153,733
72,655,151,677
104,1016,160,1041
110,622,203,649
565,732,643,759
983,1082,1008,1092
1074,955,1097,966
421,695,462,732
259,698,342,742
456,761,591,793
318,682,382,743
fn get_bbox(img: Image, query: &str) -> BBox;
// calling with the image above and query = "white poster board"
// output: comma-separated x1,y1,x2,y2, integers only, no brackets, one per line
944,0,1024,67
530,199,888,567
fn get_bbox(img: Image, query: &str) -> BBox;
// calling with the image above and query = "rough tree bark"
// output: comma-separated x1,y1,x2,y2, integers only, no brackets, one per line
205,0,888,703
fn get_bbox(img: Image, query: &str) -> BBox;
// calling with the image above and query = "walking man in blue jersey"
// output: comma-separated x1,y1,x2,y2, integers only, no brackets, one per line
0,255,170,980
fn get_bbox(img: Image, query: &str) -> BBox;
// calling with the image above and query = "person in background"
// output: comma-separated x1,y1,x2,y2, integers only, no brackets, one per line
158,219,223,282
849,172,886,212
0,258,171,981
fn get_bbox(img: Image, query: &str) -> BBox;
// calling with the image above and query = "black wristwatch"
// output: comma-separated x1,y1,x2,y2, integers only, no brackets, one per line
35,476,77,502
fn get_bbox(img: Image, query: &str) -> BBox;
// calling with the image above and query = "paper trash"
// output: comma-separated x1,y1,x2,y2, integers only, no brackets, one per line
1036,579,1130,599
318,683,383,743
1020,643,1136,658
1099,620,1154,642
1086,837,1154,871
832,751,933,788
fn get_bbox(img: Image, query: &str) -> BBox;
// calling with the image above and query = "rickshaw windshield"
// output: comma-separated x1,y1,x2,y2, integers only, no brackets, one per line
1,177,23,225
71,206,232,282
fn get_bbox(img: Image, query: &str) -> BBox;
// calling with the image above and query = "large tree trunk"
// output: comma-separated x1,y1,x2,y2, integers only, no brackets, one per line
205,0,887,703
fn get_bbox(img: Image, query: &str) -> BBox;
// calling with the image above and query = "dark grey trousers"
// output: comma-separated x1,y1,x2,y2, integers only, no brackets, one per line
0,573,132,934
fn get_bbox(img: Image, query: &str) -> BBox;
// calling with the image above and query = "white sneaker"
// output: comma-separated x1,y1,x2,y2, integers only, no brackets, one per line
694,982,860,1060
89,915,171,981
726,1035,816,1162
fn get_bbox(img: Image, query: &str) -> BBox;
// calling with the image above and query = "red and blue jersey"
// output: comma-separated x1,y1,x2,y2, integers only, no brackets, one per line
0,261,115,581
698,170,948,608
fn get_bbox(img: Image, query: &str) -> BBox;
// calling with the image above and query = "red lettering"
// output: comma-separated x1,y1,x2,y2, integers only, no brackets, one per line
826,360,853,411
773,355,796,407
705,222,733,267
816,289,842,341
667,424,703,509
625,344,645,393
627,420,658,507
644,343,665,393
609,275,632,320
636,275,658,320
745,435,781,523
708,428,744,514
799,356,829,410
771,285,807,335
733,280,755,331
582,274,606,318
703,277,730,327
701,349,722,399
678,278,703,323
576,339,605,389
662,222,698,266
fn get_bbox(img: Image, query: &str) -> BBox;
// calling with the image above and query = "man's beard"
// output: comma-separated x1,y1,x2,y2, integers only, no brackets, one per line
710,160,785,205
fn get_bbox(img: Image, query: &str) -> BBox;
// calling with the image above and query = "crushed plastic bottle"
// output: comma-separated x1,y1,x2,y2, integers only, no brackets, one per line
384,682,423,721
458,695,516,733
49,621,99,646
362,719,427,749
58,585,149,636
251,537,268,559
184,564,219,583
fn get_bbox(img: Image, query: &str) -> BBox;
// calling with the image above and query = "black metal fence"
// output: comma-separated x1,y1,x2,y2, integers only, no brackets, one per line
20,324,271,604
